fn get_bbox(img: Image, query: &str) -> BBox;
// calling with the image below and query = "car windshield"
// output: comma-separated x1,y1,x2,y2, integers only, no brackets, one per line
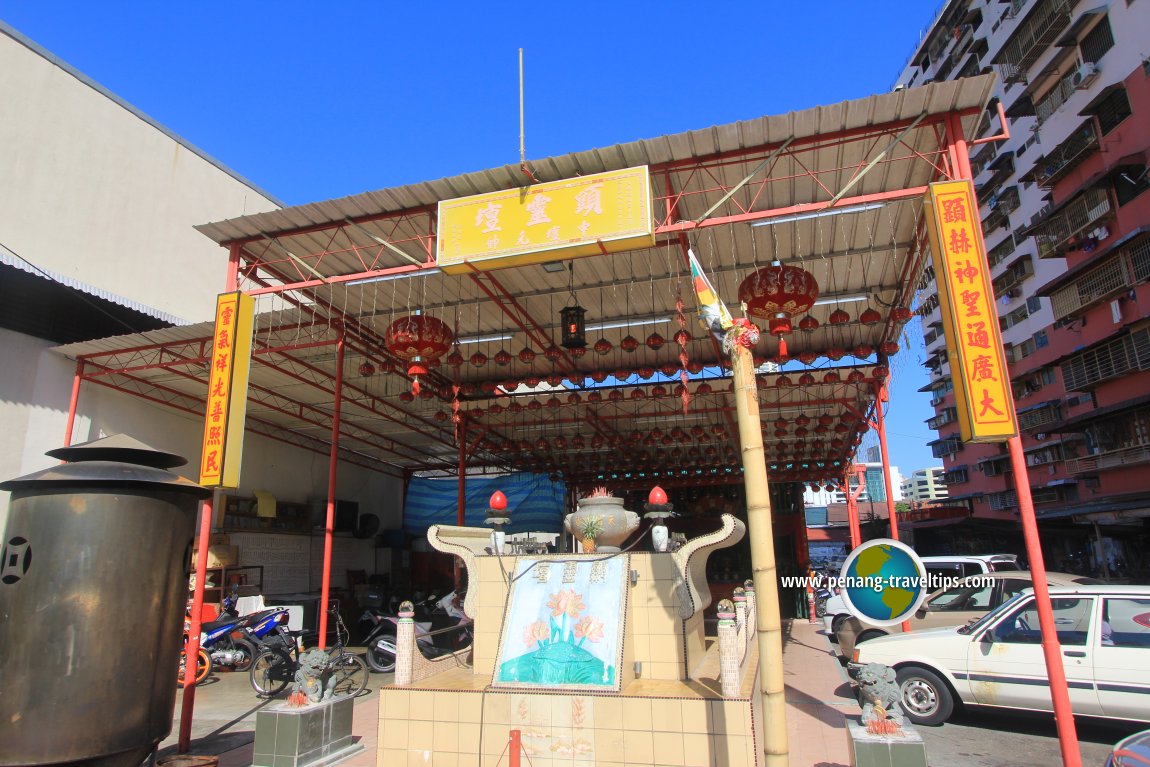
958,590,1030,635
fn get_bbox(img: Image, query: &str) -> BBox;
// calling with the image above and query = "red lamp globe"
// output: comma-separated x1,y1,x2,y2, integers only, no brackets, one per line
489,490,508,511
648,486,668,506
738,262,819,356
385,314,454,395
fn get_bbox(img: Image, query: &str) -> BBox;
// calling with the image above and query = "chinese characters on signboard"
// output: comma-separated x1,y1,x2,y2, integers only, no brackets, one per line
199,292,255,487
436,166,655,274
924,180,1018,443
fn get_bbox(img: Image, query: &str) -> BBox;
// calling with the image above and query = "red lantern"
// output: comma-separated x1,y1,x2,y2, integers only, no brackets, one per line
608,389,624,402
399,391,415,403
652,385,668,397
630,388,646,400
798,315,820,332
822,371,841,384
637,367,655,380
544,346,563,361
446,350,464,367
358,362,376,377
526,376,542,388
593,338,613,355
847,370,867,383
687,360,704,375
853,344,874,359
518,347,537,363
696,382,713,395
873,365,890,380
567,392,582,405
796,415,811,427
890,306,913,323
590,370,609,383
859,307,882,326
570,346,587,358
774,418,788,429
818,414,834,426
620,335,640,353
469,351,488,367
494,349,513,366
646,332,666,350
798,350,818,365
828,308,851,325
385,314,454,395
799,373,815,386
880,341,899,356
738,262,819,356
776,375,793,388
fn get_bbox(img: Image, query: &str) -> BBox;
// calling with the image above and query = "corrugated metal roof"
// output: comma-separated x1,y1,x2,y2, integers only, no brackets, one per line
196,76,996,246
59,76,1000,481
0,244,188,326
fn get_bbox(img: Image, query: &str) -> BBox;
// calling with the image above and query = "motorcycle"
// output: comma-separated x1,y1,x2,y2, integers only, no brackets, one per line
359,591,473,673
183,588,289,675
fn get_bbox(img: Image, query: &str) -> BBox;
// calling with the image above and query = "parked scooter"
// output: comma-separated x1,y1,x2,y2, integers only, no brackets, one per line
185,588,287,673
359,591,473,673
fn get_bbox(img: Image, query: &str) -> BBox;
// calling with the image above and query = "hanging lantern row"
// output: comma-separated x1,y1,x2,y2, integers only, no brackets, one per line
793,305,912,333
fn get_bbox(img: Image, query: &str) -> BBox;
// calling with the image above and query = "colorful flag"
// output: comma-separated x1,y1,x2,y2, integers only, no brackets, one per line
687,249,733,342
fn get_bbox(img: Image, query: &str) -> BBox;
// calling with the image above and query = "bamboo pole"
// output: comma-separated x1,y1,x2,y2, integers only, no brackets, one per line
731,342,788,766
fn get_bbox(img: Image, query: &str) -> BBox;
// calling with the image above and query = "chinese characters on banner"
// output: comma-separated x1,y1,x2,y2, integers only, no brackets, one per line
436,166,655,274
199,291,255,487
924,180,1018,443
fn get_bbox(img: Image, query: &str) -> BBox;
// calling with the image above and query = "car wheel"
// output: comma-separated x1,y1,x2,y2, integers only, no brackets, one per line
856,629,888,645
831,613,851,635
896,665,954,726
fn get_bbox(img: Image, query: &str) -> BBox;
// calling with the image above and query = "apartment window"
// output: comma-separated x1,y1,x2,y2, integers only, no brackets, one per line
1060,327,1150,390
1114,165,1150,207
1034,330,1049,349
1088,88,1132,136
1041,368,1056,385
1080,17,1114,64
1027,296,1042,314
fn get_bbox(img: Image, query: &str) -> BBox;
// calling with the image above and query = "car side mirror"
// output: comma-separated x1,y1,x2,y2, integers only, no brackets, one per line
916,605,929,619
981,629,996,644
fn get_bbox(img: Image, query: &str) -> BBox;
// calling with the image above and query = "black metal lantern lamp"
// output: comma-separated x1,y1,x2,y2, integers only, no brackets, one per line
560,261,587,349
561,304,586,349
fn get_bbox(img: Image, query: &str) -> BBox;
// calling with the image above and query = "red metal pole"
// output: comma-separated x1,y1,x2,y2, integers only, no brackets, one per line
318,333,345,650
872,381,901,544
178,494,214,752
62,360,84,447
947,112,1081,767
846,470,862,550
225,243,242,292
509,729,522,767
1008,436,1082,767
873,379,911,632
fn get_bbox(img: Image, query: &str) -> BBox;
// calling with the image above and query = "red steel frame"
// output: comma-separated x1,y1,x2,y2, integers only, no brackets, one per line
55,105,1019,749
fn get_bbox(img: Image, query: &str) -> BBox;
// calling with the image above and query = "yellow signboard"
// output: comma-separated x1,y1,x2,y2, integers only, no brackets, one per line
924,180,1018,443
199,292,255,487
436,166,655,274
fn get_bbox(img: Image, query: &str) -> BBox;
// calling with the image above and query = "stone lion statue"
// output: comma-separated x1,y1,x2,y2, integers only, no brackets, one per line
293,648,336,703
854,662,903,725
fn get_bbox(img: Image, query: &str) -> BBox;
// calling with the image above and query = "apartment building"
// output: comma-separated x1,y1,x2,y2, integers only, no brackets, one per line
901,467,949,502
897,0,1150,579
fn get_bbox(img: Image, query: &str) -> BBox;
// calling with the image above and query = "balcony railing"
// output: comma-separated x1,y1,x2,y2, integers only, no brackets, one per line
1026,121,1100,189
1050,236,1150,321
1065,444,1150,474
1030,187,1113,258
1034,73,1077,126
987,234,1018,268
1060,327,1150,391
994,0,1073,85
993,254,1034,296
1018,403,1061,432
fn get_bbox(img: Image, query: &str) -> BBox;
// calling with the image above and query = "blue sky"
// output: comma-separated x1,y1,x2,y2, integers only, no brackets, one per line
3,0,946,477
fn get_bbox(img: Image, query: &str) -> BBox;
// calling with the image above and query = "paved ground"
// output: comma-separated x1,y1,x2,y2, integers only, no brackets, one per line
820,630,1143,767
157,664,389,767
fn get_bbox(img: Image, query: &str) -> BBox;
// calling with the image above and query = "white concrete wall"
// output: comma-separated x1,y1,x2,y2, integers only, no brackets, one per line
0,326,405,544
0,27,279,323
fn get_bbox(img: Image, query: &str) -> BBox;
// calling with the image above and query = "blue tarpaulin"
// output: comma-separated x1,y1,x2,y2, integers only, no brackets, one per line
404,473,566,535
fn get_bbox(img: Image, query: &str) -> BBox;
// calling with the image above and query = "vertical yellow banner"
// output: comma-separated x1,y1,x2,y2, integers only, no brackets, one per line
924,180,1018,443
199,292,255,487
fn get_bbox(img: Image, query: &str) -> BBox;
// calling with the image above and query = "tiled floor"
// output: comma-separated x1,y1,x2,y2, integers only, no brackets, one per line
166,619,856,766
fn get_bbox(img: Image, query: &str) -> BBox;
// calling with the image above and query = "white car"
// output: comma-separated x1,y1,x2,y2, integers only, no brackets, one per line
849,585,1150,726
822,553,1021,634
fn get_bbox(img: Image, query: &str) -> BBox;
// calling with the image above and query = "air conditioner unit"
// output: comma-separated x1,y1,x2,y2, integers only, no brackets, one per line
1072,62,1100,90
